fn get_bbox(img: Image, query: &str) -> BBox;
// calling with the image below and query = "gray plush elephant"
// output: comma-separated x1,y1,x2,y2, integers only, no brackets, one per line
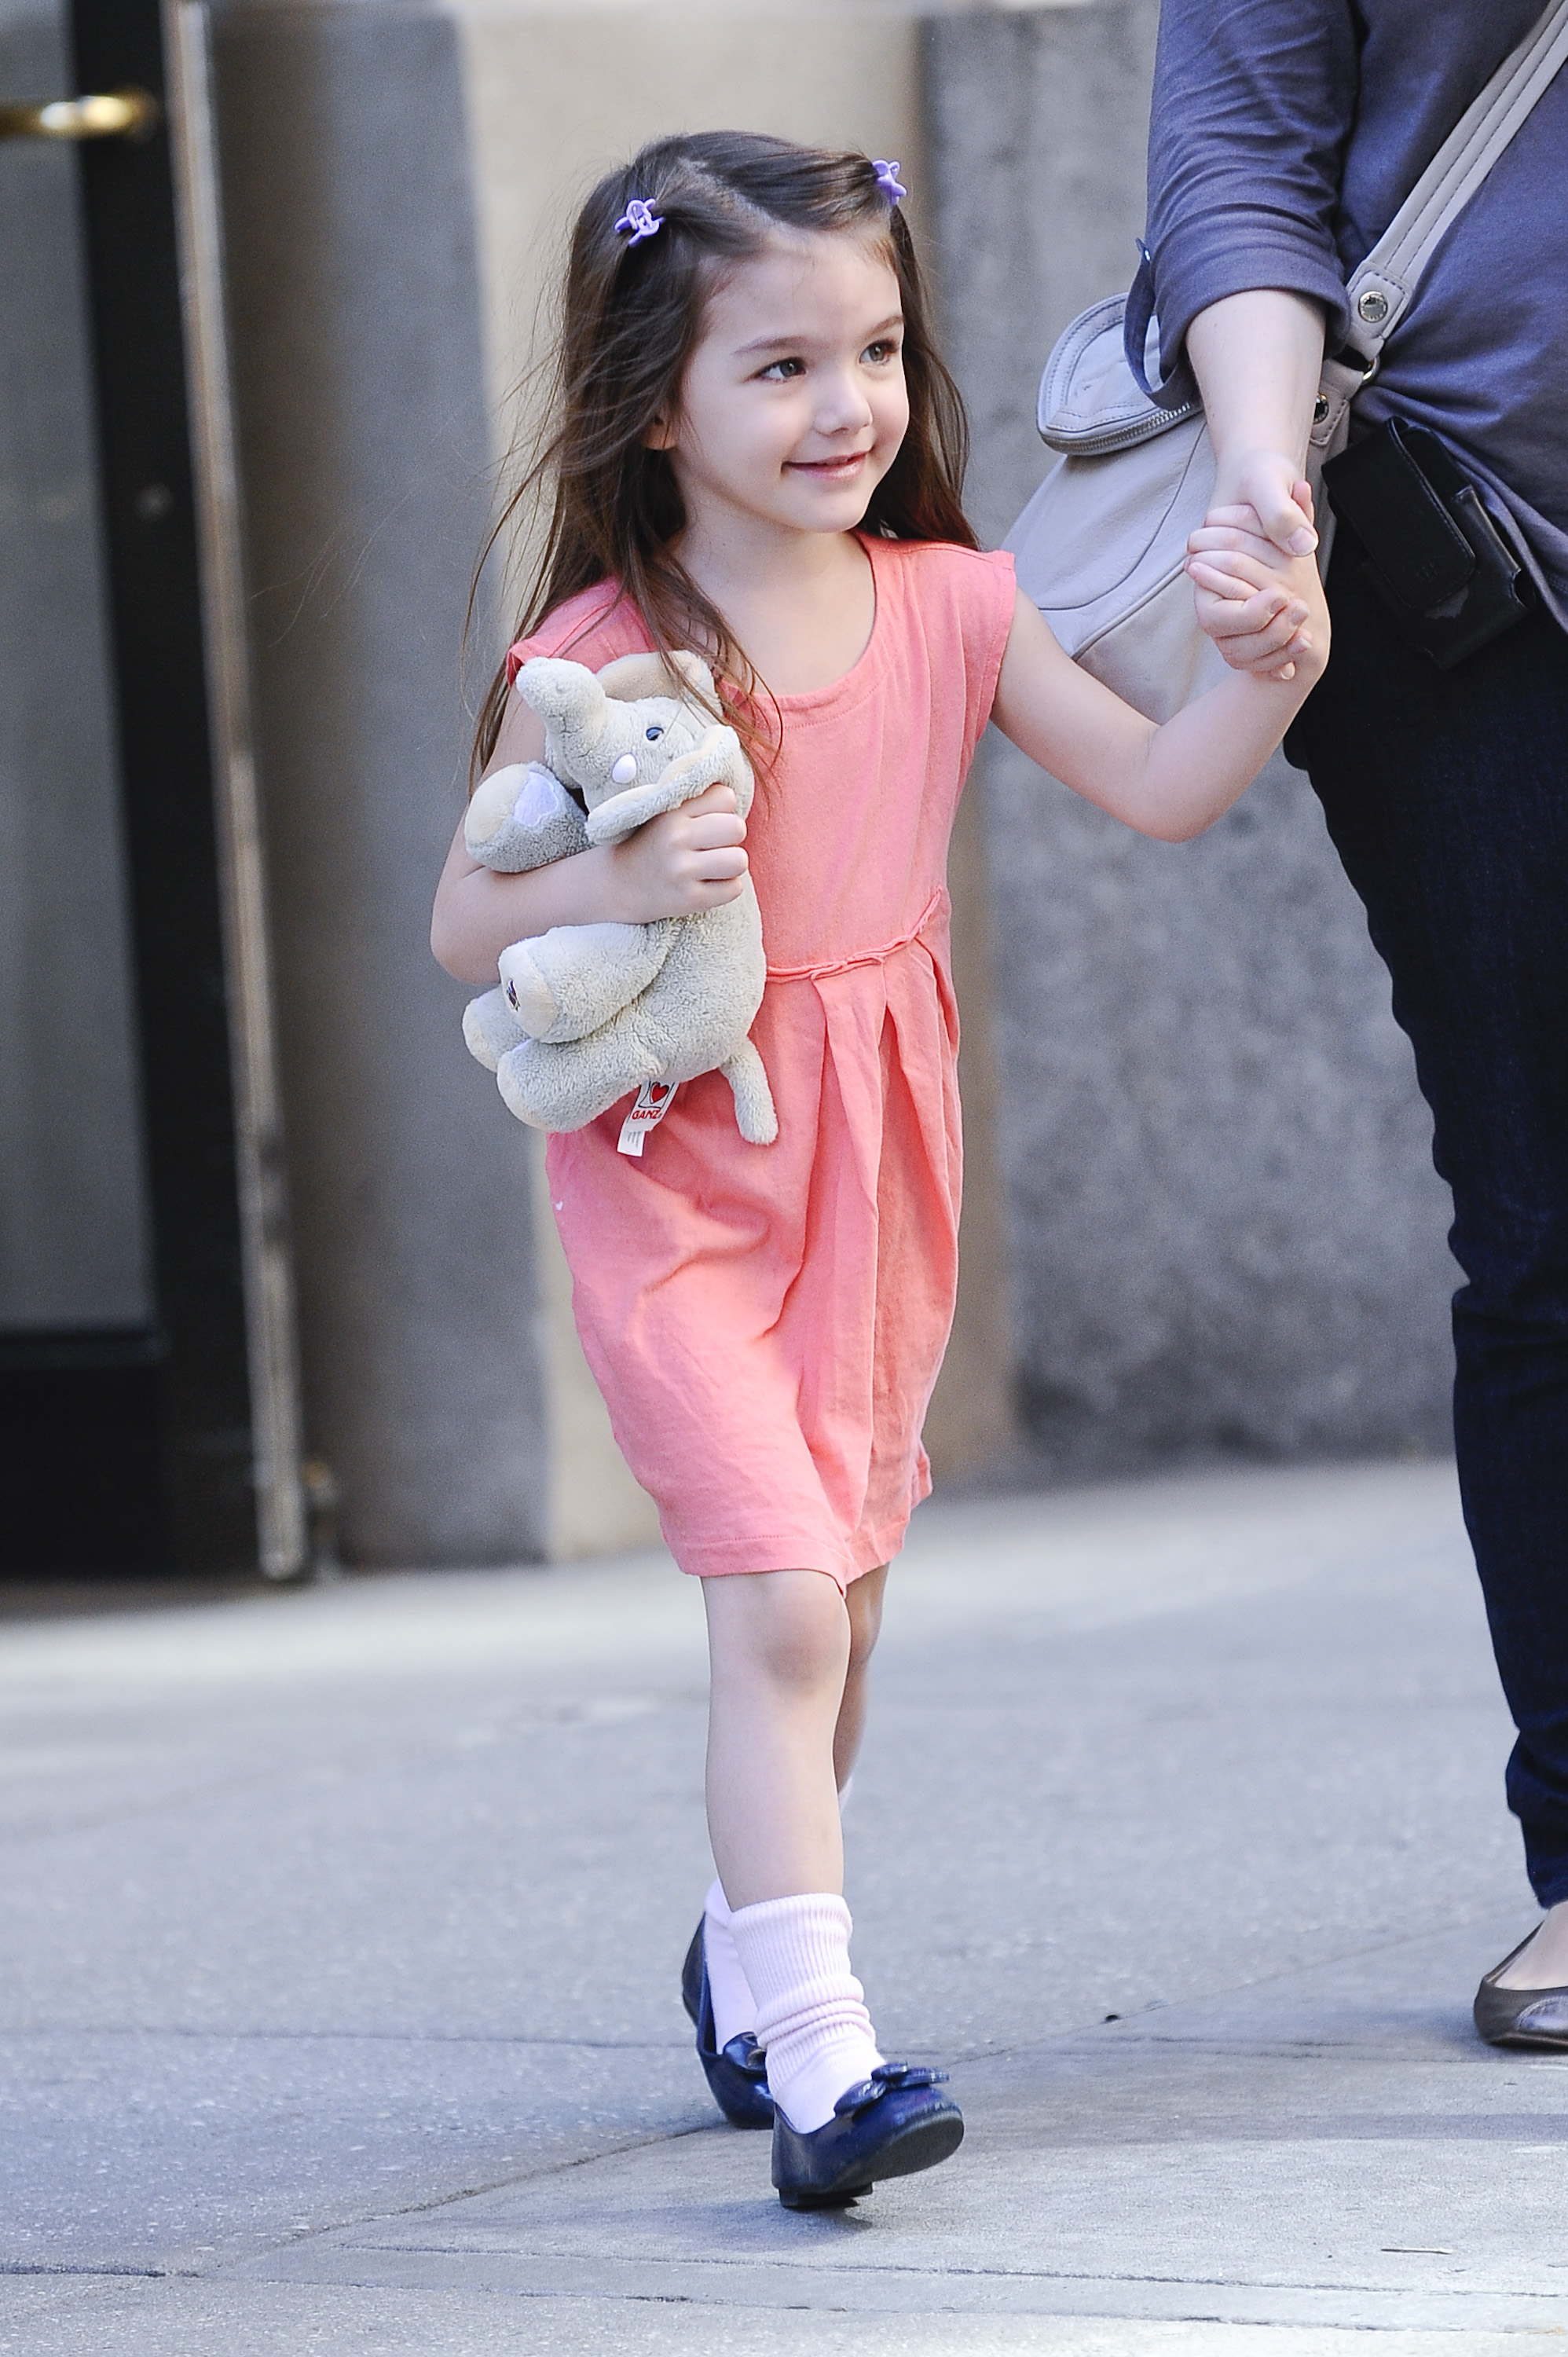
461,651,777,1146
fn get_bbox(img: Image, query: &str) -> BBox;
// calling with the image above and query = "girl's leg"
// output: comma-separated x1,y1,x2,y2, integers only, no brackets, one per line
703,1567,849,1906
703,1567,882,2133
700,1563,887,2060
703,1561,890,1899
833,1563,887,1794
698,1563,961,2183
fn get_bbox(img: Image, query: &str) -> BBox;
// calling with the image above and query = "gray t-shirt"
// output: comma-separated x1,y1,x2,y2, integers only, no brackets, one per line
1145,0,1568,614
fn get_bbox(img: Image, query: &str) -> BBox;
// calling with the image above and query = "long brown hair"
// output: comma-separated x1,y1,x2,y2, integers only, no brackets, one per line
470,130,976,779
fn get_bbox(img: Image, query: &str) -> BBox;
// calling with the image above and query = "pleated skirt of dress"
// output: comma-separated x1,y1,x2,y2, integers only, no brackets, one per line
544,889,963,1590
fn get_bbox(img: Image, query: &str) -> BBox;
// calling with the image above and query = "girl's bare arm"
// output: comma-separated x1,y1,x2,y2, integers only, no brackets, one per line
430,692,749,984
990,565,1327,845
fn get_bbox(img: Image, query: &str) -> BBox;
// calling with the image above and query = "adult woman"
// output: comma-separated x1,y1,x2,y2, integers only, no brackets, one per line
1143,2,1568,2036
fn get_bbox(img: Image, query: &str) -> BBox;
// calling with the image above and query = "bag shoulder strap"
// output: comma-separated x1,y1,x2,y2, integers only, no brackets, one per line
1127,0,1568,401
1346,0,1568,361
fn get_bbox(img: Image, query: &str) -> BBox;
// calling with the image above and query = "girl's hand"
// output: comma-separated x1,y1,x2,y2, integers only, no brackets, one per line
606,780,749,922
1186,508,1322,683
431,776,749,983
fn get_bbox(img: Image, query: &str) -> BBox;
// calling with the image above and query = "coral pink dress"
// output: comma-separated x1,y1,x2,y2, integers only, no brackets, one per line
507,536,1016,1589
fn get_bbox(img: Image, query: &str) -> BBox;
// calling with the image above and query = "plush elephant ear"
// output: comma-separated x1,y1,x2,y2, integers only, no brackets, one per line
465,764,527,856
668,650,718,703
595,653,674,702
463,761,588,872
595,649,717,715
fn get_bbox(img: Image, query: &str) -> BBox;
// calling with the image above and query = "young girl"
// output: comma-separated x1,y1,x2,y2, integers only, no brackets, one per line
431,131,1324,2211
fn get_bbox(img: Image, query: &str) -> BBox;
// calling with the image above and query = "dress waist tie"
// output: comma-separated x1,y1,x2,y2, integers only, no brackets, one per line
764,888,947,984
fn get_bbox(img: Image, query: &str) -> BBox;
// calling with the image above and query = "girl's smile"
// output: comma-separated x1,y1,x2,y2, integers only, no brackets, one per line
786,452,872,478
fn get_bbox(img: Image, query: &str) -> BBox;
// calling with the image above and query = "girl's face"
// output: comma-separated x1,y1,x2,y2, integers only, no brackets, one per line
652,229,910,545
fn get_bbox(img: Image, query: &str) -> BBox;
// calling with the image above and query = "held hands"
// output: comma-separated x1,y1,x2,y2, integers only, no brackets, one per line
1212,453,1320,560
1185,478,1329,687
605,780,749,922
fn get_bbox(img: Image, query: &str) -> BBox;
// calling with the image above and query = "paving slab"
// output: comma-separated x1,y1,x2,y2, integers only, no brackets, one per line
2,2282,1558,2357
2,1462,1562,2351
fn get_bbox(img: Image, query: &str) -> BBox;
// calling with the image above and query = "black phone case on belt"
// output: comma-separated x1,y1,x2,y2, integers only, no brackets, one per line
1321,417,1535,670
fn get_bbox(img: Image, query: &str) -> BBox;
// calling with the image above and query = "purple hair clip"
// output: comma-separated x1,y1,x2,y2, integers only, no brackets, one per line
615,196,664,246
872,159,907,205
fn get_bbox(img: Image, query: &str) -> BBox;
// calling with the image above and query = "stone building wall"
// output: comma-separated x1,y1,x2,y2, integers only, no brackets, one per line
212,0,550,1565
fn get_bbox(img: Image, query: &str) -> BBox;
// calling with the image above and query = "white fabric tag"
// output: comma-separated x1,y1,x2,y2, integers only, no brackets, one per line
617,1080,678,1157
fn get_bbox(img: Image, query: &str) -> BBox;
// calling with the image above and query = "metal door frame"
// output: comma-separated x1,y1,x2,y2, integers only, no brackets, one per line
1,0,306,1576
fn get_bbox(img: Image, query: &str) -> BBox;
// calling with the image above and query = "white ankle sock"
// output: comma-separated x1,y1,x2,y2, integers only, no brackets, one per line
702,1878,757,2050
729,1892,881,2134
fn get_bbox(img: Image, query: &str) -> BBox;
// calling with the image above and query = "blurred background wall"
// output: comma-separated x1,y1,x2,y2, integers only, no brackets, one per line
197,0,1456,1567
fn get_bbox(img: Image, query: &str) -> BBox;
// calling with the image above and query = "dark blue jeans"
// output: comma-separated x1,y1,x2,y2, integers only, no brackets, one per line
1288,533,1568,1908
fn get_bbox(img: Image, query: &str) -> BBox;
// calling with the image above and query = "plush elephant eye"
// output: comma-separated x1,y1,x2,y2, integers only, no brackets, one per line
645,725,664,742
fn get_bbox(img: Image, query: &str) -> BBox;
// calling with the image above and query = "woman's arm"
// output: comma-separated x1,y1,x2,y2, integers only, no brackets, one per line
430,690,749,984
1136,0,1348,636
1178,295,1329,679
1142,0,1348,648
1144,0,1356,384
991,566,1327,844
1184,289,1328,676
1186,290,1325,552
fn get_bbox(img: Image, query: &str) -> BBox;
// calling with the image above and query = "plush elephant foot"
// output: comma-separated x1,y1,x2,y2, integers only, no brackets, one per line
495,1035,662,1134
500,922,676,1046
495,1047,550,1128
496,942,560,1040
463,986,524,1072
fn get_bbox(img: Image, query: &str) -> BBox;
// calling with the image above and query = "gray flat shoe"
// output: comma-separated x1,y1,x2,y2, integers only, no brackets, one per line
1474,1929,1568,2047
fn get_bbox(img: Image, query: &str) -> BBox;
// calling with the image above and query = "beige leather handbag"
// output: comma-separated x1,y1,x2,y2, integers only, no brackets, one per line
1005,0,1568,722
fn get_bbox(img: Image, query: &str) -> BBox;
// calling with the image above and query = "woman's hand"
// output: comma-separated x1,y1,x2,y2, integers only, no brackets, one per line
605,780,749,922
1214,456,1319,559
1186,508,1324,682
1184,289,1325,555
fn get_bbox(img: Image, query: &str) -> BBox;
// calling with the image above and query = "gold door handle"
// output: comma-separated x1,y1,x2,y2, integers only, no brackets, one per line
0,88,159,141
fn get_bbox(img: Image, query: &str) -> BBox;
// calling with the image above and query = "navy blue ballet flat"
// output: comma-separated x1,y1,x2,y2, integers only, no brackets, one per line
771,2063,964,2209
681,1920,775,2129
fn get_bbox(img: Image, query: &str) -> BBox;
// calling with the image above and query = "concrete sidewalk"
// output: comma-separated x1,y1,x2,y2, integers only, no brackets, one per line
2,1462,1562,2354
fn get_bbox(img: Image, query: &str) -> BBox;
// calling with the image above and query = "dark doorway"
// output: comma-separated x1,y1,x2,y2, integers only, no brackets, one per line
1,0,281,1574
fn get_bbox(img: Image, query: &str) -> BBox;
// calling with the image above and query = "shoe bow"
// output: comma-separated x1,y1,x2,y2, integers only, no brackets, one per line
720,2031,768,2080
833,2062,949,2119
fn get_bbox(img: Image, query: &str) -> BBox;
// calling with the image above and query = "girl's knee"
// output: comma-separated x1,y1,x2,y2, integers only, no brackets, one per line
705,1567,848,1694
